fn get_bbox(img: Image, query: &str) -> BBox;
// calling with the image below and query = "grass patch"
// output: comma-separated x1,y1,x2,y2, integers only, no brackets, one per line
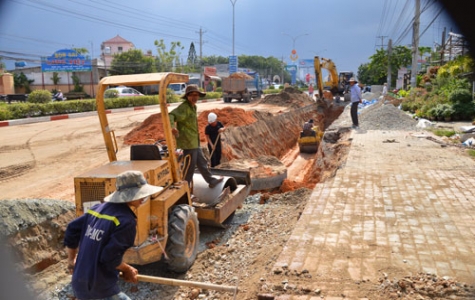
430,128,456,137
467,149,475,157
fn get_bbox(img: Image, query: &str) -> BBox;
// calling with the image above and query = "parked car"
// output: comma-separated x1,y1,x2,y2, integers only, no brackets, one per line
168,83,187,95
105,86,144,97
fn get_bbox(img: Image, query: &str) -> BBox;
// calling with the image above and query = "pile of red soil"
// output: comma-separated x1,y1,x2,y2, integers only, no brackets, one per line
259,87,315,108
228,72,253,79
123,107,257,145
197,107,257,144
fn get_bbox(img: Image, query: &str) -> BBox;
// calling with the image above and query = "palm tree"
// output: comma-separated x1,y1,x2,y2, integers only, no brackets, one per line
51,72,61,90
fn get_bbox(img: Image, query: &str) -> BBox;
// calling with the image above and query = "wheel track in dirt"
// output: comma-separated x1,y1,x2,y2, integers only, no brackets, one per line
0,129,42,182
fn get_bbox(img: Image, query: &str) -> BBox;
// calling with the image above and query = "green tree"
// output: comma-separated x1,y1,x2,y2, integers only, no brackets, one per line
187,42,198,72
0,57,5,71
360,46,412,86
72,47,89,54
109,49,156,75
154,39,184,72
418,46,432,72
51,72,61,90
235,55,286,83
357,63,371,84
71,74,84,92
13,72,34,93
201,55,229,66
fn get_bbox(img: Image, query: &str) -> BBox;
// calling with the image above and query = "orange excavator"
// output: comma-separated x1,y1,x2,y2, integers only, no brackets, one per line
314,56,353,101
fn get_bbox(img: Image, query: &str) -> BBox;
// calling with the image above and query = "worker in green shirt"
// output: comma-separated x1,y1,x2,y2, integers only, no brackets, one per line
169,85,223,190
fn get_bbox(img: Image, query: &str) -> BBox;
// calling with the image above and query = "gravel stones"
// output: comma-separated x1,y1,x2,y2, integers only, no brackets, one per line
359,101,418,131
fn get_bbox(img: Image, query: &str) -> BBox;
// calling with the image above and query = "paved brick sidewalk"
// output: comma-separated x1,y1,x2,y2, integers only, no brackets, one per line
270,129,475,299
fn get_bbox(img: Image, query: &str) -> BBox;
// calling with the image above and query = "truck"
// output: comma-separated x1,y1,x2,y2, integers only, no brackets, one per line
221,72,253,103
168,82,187,95
73,72,251,272
245,71,263,99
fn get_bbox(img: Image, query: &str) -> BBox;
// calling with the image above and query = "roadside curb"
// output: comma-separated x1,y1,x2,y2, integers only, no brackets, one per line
0,98,221,127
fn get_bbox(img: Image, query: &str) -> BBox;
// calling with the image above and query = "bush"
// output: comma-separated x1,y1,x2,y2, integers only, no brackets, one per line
448,88,472,104
439,103,455,118
452,101,475,120
428,106,440,120
398,89,409,98
28,90,52,104
104,89,119,98
0,107,13,121
204,91,221,100
166,88,180,103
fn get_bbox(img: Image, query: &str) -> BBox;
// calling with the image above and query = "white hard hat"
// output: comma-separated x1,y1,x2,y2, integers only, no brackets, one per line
208,112,217,123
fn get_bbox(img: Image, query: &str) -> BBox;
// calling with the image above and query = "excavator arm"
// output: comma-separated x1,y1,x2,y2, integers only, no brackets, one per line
320,57,339,95
314,56,324,100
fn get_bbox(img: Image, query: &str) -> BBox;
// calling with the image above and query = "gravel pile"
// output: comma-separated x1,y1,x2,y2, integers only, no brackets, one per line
359,101,419,131
378,272,475,299
0,199,74,236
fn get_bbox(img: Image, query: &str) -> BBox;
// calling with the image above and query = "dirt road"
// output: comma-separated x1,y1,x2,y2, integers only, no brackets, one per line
0,100,294,202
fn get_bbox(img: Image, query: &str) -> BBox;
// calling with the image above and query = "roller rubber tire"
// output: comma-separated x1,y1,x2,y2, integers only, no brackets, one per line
166,205,200,273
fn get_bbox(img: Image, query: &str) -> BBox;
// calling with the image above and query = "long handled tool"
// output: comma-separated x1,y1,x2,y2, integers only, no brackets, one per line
136,274,238,294
207,132,221,168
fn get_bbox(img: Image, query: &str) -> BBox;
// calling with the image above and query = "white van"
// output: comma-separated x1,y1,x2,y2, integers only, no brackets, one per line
168,83,187,95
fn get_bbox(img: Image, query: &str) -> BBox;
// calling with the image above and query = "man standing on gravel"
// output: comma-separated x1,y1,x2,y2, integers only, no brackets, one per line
64,170,163,300
349,77,362,129
169,84,223,189
382,82,388,96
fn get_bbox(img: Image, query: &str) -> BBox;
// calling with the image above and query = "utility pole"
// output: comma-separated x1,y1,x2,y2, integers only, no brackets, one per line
281,55,284,85
89,41,95,97
387,39,392,89
410,0,420,88
377,35,388,49
230,0,237,56
440,27,446,64
196,27,206,89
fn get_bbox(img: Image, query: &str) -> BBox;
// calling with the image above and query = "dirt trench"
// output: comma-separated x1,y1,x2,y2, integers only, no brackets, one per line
1,88,351,298
123,88,345,193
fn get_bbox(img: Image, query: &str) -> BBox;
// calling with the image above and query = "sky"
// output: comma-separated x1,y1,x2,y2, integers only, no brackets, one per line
0,0,459,78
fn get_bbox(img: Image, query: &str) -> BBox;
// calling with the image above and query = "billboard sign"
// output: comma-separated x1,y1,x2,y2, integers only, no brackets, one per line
299,59,314,68
15,61,27,68
285,64,298,85
229,55,238,74
41,49,92,72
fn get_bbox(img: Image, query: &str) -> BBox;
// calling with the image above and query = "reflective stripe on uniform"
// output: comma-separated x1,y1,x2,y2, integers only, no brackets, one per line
86,209,120,226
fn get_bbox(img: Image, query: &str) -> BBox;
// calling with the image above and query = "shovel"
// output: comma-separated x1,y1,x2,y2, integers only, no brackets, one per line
123,273,239,299
207,132,221,168
135,274,238,293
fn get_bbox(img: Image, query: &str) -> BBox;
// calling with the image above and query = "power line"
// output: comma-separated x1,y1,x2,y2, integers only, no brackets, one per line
4,0,237,59
376,35,388,49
